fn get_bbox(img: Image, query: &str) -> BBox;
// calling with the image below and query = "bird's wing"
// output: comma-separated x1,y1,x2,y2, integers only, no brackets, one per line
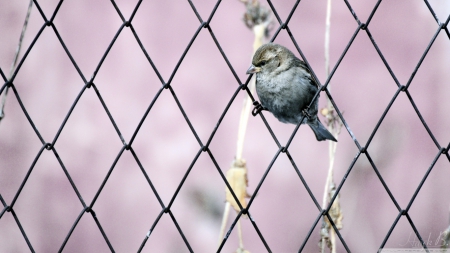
294,59,319,88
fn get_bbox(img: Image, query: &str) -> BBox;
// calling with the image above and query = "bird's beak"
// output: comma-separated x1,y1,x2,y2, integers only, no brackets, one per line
246,65,261,74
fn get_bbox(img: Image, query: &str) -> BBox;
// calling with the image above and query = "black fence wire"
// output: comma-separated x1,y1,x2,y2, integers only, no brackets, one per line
1,0,450,252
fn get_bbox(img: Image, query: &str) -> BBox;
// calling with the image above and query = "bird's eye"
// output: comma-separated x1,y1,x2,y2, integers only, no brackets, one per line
260,60,267,66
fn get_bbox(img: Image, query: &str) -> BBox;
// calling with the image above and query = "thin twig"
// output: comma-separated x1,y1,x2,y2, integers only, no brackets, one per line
324,0,332,79
320,0,344,252
238,219,244,249
322,0,333,222
235,0,271,161
0,0,33,124
218,202,231,246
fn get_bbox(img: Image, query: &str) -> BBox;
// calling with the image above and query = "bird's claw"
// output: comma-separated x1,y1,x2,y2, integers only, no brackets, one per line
302,109,311,119
252,101,266,116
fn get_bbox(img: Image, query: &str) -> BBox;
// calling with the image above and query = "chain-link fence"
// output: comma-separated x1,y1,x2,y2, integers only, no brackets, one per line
1,0,450,252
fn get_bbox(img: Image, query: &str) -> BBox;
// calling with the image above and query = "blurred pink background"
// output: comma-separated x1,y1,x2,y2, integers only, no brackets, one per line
1,0,450,252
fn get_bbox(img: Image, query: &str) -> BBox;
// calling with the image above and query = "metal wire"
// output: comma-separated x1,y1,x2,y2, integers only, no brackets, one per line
1,0,449,252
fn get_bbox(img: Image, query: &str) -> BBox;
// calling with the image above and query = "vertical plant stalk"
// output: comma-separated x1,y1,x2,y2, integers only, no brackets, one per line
320,0,344,252
237,219,244,249
235,24,265,161
0,0,33,124
218,201,231,245
219,23,265,251
219,1,271,251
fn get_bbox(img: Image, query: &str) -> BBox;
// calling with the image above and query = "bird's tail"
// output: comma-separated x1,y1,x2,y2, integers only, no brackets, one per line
308,120,337,142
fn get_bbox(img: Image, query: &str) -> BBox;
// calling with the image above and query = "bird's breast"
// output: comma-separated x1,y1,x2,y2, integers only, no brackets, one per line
255,69,317,124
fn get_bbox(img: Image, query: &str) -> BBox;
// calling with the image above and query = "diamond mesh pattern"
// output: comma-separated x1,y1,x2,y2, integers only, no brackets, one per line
1,0,450,252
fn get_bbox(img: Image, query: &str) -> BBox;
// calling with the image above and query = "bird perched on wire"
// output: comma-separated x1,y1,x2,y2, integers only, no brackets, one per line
247,43,337,142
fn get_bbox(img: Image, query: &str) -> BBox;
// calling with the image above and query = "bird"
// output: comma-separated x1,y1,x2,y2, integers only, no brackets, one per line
246,43,337,142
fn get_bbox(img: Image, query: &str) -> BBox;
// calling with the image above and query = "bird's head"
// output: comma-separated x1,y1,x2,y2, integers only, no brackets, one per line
246,43,293,75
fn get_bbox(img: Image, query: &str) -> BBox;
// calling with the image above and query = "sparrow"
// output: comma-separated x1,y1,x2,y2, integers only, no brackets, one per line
246,43,337,142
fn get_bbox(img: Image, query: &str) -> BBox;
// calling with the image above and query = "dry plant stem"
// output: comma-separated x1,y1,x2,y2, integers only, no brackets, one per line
321,0,339,252
322,0,333,221
238,219,244,249
235,23,266,160
330,228,336,253
218,21,266,247
221,1,271,249
324,0,332,79
218,202,231,246
235,78,254,160
0,0,33,124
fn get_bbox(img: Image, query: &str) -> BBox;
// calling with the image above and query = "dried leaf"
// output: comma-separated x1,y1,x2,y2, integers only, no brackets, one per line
241,0,272,37
319,220,332,250
225,159,250,212
319,181,344,252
